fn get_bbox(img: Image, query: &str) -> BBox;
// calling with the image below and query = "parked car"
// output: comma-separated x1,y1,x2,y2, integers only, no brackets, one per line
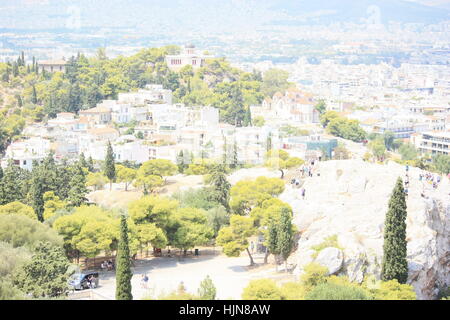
68,272,99,290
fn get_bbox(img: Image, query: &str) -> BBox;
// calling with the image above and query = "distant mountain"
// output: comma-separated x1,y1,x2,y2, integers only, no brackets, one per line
0,0,449,31
268,0,450,25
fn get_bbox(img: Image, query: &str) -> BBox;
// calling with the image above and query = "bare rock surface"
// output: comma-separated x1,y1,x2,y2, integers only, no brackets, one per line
279,159,449,300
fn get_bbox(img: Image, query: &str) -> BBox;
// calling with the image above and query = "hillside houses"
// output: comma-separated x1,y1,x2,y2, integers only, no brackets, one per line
251,88,320,126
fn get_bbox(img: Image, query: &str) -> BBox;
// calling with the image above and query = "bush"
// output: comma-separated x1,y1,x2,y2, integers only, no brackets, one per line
0,279,26,300
242,279,283,300
306,282,372,300
13,241,71,298
172,188,218,210
371,280,416,300
0,201,36,220
300,263,329,291
0,214,63,249
198,275,217,300
280,282,306,300
0,241,31,278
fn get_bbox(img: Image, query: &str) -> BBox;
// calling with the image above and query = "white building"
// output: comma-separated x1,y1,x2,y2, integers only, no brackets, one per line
1,137,51,170
251,88,319,126
165,44,212,71
410,131,450,156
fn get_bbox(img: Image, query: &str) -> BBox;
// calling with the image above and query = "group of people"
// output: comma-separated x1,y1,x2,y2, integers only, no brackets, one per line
299,160,319,178
100,260,114,271
419,172,442,190
404,164,444,199
290,160,319,200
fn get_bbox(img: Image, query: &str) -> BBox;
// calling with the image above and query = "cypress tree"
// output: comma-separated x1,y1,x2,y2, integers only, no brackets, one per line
116,215,133,300
87,156,95,172
231,139,238,169
1,160,25,204
104,141,116,190
381,177,408,284
0,166,4,202
55,159,72,200
12,62,19,77
266,132,272,153
176,150,185,173
277,207,294,272
266,219,279,265
222,136,227,166
79,152,88,169
208,165,231,212
31,85,38,104
30,161,45,221
67,164,88,207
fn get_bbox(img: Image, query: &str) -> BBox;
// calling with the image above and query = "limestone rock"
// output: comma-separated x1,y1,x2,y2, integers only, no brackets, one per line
283,159,449,300
315,247,344,275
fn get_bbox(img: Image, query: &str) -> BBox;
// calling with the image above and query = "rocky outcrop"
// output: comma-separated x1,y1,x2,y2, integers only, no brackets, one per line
315,247,344,275
279,159,449,300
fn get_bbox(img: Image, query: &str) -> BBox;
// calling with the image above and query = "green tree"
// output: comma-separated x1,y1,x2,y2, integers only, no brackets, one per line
206,164,231,212
314,100,327,115
381,178,408,284
1,160,28,205
169,208,213,254
42,191,66,221
267,219,279,264
216,215,255,265
31,85,38,104
276,207,295,272
116,165,137,191
86,172,108,190
253,116,265,127
116,215,133,300
0,215,62,249
138,159,177,181
176,150,188,173
265,149,304,179
197,275,217,300
242,279,282,300
13,241,71,298
398,143,418,161
261,69,291,97
79,152,88,169
432,154,450,175
87,156,95,172
0,201,36,220
67,164,88,207
369,138,386,161
104,141,116,191
53,206,118,259
383,131,396,151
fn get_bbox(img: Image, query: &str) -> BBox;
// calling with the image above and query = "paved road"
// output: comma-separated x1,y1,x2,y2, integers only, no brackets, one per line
92,252,281,300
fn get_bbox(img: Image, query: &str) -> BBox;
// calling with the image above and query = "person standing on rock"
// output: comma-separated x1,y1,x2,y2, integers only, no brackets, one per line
301,188,306,200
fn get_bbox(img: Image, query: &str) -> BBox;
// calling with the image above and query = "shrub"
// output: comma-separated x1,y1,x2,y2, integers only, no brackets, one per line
300,263,329,292
242,279,283,300
280,281,306,300
0,201,36,220
306,282,372,300
0,241,32,278
0,214,63,249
